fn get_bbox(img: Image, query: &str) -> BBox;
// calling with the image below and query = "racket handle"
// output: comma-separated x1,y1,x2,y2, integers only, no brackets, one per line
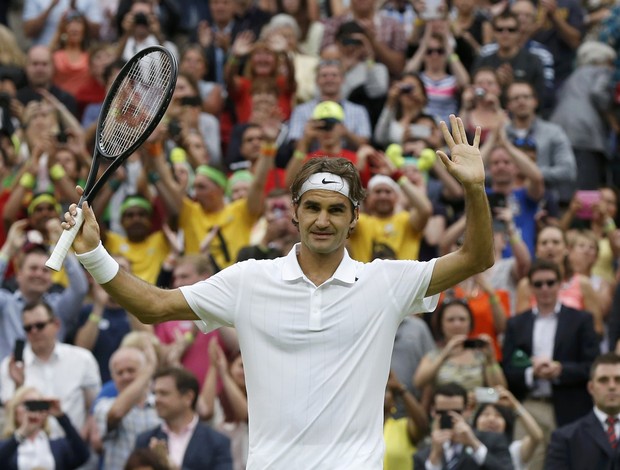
46,208,84,271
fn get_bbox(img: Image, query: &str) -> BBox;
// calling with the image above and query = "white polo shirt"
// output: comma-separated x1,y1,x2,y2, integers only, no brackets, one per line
181,244,438,469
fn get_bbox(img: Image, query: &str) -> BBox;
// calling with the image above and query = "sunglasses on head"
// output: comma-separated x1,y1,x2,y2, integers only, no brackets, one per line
426,48,445,55
24,319,52,333
532,279,557,288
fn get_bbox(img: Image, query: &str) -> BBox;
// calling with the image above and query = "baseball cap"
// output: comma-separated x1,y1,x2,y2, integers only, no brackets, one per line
311,101,344,124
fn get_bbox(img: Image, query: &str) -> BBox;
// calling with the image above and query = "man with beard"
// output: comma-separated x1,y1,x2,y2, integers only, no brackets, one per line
104,195,169,285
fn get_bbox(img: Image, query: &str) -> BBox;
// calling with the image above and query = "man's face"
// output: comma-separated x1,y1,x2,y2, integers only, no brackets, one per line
193,174,223,212
366,184,397,217
530,269,561,310
315,121,344,148
511,0,537,36
589,364,620,414
295,190,356,256
493,18,520,49
154,376,192,422
110,350,143,393
316,64,343,98
120,207,152,242
488,148,516,185
210,0,234,24
240,127,263,162
22,306,58,355
172,262,207,289
29,202,59,234
26,46,53,88
433,394,465,415
17,252,52,298
506,83,537,120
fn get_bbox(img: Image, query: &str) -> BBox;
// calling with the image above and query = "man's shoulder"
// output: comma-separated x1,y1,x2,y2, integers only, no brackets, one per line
553,410,595,438
135,424,163,446
193,421,230,444
56,342,96,360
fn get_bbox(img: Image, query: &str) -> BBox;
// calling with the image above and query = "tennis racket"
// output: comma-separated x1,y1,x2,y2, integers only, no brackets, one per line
46,45,178,271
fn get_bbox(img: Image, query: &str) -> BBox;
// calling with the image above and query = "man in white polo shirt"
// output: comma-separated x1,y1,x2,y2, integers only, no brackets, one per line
61,114,494,469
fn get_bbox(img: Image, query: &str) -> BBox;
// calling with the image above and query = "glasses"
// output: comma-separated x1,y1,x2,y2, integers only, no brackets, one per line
494,26,518,33
532,279,558,289
24,319,53,333
426,48,445,55
508,94,534,102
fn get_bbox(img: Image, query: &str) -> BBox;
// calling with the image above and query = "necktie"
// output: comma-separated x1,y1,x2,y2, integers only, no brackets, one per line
606,415,618,448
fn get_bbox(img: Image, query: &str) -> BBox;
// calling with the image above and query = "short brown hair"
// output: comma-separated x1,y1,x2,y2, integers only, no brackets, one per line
590,353,620,379
290,157,365,210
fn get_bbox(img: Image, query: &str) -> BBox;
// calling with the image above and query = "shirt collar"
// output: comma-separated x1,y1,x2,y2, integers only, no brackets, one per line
532,301,562,317
593,406,620,425
282,244,358,285
161,413,199,436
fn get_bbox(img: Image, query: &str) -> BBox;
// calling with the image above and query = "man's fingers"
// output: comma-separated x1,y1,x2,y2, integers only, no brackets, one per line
449,115,462,145
439,119,456,148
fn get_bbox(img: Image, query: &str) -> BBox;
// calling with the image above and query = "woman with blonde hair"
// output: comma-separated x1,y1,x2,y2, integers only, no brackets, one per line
0,386,90,469
0,25,26,87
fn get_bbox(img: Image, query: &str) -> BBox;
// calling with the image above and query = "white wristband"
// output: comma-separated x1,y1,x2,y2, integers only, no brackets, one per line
75,242,119,284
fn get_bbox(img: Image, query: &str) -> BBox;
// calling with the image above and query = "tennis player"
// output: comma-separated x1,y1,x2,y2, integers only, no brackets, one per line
62,115,493,469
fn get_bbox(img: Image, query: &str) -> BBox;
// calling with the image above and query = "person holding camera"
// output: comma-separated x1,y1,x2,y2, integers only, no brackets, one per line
414,382,514,469
414,299,507,407
374,72,429,148
116,0,178,63
472,386,543,470
0,386,90,470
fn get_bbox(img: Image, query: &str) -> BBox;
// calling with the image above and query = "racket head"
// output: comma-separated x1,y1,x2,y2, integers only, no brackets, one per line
94,45,178,161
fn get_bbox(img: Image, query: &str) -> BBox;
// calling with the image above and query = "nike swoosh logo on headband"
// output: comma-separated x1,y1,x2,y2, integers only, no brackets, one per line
322,178,338,184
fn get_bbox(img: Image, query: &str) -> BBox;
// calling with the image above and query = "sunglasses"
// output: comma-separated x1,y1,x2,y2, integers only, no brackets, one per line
495,26,518,33
531,279,558,288
512,136,536,149
24,319,52,333
426,48,445,55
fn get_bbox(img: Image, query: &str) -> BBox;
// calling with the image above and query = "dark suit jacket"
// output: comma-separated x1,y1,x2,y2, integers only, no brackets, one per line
413,431,514,470
135,421,232,470
0,414,90,470
547,410,620,470
501,305,599,426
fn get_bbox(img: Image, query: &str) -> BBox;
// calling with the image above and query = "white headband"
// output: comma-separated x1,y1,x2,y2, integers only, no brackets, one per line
298,172,358,206
367,174,400,192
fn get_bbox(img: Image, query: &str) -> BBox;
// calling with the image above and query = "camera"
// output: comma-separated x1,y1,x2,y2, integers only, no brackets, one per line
439,411,453,429
134,12,149,26
0,92,11,110
474,87,486,98
168,119,181,139
399,84,414,94
23,400,51,412
180,95,202,107
463,338,486,349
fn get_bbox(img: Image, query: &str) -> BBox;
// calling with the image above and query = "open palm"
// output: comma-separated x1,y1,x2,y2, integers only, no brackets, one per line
436,115,484,186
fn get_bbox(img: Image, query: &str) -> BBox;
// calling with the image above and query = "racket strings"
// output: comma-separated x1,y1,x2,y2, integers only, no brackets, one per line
100,51,173,157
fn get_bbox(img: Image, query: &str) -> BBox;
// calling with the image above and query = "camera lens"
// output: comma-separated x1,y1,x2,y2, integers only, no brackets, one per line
134,12,149,26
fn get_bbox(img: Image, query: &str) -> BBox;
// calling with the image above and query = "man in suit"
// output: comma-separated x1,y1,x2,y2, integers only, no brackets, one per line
413,382,514,469
135,367,232,470
502,258,600,470
546,352,620,469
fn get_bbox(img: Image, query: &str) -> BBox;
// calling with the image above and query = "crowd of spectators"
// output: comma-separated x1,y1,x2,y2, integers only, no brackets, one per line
1,0,620,468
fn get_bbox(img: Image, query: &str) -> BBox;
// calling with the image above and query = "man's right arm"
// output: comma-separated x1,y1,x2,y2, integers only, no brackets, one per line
67,199,197,325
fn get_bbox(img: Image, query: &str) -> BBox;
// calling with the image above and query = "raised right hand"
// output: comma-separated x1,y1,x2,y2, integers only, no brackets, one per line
62,186,101,254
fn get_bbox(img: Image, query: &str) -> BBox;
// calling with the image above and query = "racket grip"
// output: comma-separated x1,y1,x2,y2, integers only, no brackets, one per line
46,208,84,271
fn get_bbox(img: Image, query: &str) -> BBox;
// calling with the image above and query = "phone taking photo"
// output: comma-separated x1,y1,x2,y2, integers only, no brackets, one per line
23,400,51,412
439,411,453,429
474,387,499,404
13,339,25,363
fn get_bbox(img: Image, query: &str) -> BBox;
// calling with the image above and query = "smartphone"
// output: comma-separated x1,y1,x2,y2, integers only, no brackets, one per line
474,387,499,404
13,339,25,363
575,190,601,220
487,193,507,210
408,124,432,139
439,411,453,429
463,338,486,349
23,400,51,412
55,131,68,143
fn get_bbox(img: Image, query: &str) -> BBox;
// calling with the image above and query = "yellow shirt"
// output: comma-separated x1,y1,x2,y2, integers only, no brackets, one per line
179,198,258,269
105,230,169,285
384,417,416,470
348,212,422,263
